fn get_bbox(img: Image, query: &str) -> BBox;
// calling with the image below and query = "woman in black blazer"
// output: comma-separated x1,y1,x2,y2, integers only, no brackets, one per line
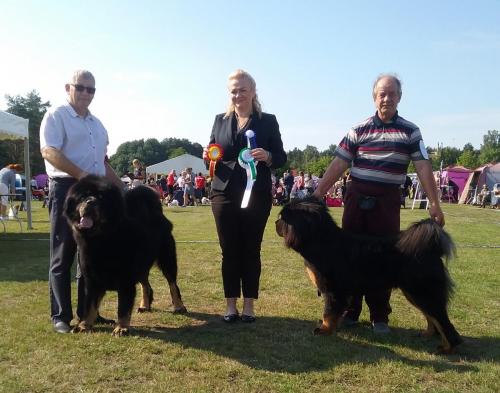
206,69,287,323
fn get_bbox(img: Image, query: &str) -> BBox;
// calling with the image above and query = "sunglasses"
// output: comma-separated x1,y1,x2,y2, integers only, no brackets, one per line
71,84,96,94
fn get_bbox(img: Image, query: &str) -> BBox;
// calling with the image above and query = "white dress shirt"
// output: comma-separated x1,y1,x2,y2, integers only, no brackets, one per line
40,102,109,178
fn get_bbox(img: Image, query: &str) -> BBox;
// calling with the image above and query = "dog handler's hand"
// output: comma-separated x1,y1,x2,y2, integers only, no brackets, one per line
429,203,445,227
251,148,272,164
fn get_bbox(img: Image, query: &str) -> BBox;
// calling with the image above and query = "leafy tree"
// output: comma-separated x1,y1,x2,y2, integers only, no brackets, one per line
160,138,202,158
433,146,461,170
142,138,167,165
109,137,203,175
1,91,50,174
320,144,337,158
286,148,305,171
303,145,320,166
478,130,500,164
168,147,186,158
306,156,332,177
456,144,479,169
462,143,475,152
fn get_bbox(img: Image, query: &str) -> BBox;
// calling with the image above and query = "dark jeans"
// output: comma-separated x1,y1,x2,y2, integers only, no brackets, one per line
211,190,272,299
48,177,85,324
342,180,401,323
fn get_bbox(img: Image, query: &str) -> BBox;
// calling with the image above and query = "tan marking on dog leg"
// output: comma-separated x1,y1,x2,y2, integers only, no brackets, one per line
314,293,339,335
402,290,435,338
169,282,187,314
426,315,453,354
422,315,437,338
305,266,320,289
138,280,153,312
112,315,131,337
73,303,98,333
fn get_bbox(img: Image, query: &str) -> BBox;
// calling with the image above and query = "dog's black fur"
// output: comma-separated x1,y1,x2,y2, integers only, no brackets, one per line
276,196,462,353
64,175,186,336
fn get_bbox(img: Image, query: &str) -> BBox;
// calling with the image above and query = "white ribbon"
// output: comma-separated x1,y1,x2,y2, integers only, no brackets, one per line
238,148,257,208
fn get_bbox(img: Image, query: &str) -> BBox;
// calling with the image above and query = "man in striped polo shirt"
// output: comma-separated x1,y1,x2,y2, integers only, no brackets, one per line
313,74,444,334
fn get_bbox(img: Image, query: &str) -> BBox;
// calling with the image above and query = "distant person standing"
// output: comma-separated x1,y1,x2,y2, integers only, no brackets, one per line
0,164,22,216
314,73,444,334
166,169,177,202
131,159,145,188
194,172,206,202
183,167,195,206
40,69,123,334
283,170,294,201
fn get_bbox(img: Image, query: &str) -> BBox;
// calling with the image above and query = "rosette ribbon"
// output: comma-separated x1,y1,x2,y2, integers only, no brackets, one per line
207,144,223,177
238,147,257,208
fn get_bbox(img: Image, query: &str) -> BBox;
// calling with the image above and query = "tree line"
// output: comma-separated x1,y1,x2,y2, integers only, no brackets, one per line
1,91,499,177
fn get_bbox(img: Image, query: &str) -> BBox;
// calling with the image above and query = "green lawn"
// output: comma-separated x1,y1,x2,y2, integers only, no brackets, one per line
0,201,499,393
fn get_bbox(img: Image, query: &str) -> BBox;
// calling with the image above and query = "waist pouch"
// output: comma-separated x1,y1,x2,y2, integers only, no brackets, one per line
357,194,377,210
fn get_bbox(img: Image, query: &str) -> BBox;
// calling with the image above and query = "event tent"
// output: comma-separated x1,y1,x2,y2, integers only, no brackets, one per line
459,163,500,204
0,110,32,229
146,153,207,177
440,165,472,202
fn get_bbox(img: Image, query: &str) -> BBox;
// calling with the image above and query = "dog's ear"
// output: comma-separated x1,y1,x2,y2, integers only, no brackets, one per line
279,199,331,250
63,193,78,221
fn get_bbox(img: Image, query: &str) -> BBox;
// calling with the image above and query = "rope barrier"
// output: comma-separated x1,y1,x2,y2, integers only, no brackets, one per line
1,238,499,248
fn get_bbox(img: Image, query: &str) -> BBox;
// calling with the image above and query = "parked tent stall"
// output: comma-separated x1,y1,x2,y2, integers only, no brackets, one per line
440,166,472,203
459,163,500,205
0,110,32,229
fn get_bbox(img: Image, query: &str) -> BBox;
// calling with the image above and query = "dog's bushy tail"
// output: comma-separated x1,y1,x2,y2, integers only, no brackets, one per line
125,185,169,225
397,219,456,262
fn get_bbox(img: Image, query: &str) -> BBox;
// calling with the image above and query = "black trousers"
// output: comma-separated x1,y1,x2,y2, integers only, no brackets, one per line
211,190,272,299
48,177,85,323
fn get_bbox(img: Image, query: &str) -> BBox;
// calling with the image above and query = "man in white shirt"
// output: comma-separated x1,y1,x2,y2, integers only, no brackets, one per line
40,70,123,333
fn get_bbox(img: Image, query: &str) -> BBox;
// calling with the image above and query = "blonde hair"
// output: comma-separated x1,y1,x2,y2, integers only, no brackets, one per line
224,69,262,119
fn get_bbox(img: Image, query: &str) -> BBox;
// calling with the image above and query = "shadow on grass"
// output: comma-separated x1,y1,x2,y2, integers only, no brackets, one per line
0,233,49,282
90,311,496,374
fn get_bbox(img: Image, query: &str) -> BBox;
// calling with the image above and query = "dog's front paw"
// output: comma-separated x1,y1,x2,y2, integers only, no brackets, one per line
420,329,439,338
71,323,92,334
112,326,130,337
436,344,456,355
173,306,188,314
137,306,151,313
313,324,333,336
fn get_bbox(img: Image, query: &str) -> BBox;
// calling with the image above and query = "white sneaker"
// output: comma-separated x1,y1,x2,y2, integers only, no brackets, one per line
372,322,391,334
53,321,71,334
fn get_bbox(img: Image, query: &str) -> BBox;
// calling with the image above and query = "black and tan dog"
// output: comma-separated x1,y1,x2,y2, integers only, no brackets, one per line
64,175,187,336
276,196,462,353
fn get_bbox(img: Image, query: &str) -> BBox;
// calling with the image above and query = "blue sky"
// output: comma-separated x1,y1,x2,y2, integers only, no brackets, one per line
1,0,498,155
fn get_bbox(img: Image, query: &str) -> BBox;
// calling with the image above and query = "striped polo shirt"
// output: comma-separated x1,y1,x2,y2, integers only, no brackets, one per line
334,112,428,185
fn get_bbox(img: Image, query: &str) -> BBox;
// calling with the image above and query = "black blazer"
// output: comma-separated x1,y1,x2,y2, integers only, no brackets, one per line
209,112,287,193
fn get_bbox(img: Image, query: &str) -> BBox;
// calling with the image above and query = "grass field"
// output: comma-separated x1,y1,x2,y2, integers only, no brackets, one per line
0,200,499,393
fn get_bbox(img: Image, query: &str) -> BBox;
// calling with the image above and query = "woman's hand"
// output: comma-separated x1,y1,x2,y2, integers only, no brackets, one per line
251,148,271,164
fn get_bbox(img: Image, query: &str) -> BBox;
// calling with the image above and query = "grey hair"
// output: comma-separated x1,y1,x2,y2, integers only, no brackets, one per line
70,70,95,84
224,69,262,119
372,73,402,99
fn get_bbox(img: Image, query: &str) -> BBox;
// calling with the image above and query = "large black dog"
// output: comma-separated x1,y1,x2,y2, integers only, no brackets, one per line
275,197,462,353
64,175,187,336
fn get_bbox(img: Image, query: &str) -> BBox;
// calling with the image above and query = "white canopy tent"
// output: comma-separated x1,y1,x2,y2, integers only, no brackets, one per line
0,110,32,229
146,153,207,177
